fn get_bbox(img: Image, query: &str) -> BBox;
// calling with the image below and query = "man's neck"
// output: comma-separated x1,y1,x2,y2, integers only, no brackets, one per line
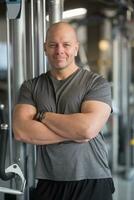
50,66,79,80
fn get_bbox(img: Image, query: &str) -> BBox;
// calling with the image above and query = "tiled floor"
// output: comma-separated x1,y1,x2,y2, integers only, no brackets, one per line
113,172,134,200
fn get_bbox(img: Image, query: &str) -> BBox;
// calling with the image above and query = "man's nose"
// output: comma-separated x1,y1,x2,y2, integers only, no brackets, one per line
56,45,64,54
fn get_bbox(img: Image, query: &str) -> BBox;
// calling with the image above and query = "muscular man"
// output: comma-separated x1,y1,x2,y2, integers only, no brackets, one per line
13,22,115,200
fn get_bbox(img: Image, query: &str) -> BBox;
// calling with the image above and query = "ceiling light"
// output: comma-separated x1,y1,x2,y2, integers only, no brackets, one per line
46,8,87,21
63,8,87,19
99,40,110,51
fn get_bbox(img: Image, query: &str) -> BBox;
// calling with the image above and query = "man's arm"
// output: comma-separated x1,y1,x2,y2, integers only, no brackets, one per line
13,104,69,145
41,100,111,140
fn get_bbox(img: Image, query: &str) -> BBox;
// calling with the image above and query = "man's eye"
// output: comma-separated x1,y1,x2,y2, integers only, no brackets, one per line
64,44,70,47
49,44,56,48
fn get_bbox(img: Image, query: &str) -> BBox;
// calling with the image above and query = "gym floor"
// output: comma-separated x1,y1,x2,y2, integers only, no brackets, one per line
113,173,134,200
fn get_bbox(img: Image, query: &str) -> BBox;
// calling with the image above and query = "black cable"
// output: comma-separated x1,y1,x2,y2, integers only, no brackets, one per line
0,124,15,181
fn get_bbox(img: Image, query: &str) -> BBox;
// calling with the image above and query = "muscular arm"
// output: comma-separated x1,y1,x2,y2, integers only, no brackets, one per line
13,104,69,145
41,101,111,140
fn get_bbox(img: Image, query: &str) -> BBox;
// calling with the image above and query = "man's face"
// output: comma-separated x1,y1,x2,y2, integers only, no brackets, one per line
45,25,79,71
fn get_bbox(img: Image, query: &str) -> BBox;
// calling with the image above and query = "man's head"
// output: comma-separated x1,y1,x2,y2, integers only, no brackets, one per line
44,22,79,71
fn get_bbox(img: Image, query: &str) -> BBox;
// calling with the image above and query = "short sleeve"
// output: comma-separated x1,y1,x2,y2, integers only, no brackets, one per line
17,80,36,106
83,76,112,109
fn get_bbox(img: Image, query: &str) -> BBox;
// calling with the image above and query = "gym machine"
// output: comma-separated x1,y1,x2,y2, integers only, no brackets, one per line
0,0,62,199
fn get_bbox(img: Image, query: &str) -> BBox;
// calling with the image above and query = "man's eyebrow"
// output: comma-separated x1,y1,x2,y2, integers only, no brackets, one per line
48,41,72,44
48,42,56,43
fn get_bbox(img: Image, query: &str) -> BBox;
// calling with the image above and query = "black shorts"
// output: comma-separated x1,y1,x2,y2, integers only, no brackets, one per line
31,178,115,200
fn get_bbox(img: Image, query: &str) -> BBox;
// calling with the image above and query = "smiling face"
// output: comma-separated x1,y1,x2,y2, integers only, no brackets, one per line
44,22,79,72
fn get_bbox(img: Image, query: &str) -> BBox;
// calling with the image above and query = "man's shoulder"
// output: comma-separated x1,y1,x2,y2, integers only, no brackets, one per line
80,68,105,82
24,73,46,84
79,68,111,92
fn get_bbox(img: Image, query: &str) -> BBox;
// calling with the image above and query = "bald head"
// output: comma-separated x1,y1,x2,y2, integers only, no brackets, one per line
46,22,78,43
44,21,79,72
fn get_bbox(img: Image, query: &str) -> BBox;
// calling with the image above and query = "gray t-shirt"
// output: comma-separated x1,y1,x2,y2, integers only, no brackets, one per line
17,68,112,181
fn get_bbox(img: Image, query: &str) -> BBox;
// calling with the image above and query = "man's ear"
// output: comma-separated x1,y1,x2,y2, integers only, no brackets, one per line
44,43,47,54
75,50,77,56
75,42,79,56
75,46,79,56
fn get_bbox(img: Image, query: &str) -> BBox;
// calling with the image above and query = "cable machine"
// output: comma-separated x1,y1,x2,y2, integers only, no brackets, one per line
0,1,26,199
0,0,63,199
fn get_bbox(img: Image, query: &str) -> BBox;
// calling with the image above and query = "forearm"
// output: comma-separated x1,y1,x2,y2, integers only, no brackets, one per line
41,112,91,140
41,101,111,140
13,119,69,145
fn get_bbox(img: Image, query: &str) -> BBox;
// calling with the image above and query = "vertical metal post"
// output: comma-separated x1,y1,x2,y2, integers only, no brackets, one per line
30,0,36,78
10,0,27,199
6,18,13,165
121,37,130,171
123,39,133,178
48,0,64,24
37,0,45,74
112,27,121,172
43,0,47,73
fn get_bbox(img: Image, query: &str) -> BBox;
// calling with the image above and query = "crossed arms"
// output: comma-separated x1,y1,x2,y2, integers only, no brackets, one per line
13,100,111,145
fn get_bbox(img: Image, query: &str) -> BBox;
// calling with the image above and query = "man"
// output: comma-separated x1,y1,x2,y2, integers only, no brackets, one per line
13,22,115,200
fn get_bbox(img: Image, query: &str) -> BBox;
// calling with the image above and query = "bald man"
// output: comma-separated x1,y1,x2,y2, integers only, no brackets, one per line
13,22,115,200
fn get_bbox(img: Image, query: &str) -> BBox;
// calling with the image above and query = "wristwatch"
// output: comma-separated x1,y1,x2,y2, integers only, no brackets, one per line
36,111,46,122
